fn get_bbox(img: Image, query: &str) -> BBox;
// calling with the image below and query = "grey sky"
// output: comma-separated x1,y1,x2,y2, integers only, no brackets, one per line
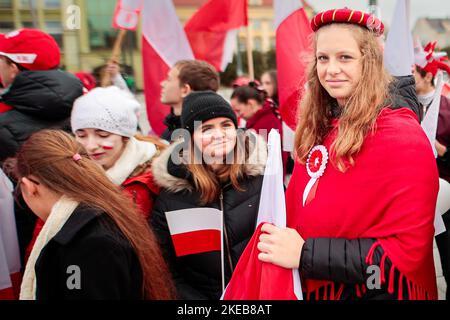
307,0,450,28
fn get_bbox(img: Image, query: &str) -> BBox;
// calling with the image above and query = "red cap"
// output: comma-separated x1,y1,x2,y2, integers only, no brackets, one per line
0,29,60,70
311,8,384,37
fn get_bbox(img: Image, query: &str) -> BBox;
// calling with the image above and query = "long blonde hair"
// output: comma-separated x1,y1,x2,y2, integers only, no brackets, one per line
295,24,392,171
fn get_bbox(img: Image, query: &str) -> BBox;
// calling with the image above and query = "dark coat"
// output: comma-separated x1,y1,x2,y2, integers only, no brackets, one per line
0,70,83,161
389,75,422,121
150,135,267,300
35,204,143,300
436,95,450,182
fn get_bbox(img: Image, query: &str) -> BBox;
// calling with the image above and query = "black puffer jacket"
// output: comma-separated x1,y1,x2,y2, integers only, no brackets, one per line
150,135,267,299
390,75,422,121
0,70,83,161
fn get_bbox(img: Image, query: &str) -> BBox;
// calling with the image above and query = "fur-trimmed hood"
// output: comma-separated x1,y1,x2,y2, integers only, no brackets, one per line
152,131,268,193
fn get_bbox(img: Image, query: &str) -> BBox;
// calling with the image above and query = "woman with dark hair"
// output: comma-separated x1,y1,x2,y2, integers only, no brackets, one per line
15,130,175,300
260,70,279,106
257,9,438,300
151,91,267,299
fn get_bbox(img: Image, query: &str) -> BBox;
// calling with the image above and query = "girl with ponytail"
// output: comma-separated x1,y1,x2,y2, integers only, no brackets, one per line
16,130,175,300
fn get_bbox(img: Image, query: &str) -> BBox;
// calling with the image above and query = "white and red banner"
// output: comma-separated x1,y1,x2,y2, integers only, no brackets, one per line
223,130,303,300
0,169,21,300
165,207,222,257
275,0,312,133
185,0,248,72
112,0,142,30
113,0,194,135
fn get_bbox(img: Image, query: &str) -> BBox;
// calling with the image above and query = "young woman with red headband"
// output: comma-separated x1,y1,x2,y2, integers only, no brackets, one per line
257,9,439,300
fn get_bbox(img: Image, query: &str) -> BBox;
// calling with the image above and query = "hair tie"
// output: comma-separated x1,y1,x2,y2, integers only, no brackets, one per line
72,153,82,162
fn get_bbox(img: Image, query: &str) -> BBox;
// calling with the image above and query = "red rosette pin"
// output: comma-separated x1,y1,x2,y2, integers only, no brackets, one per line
303,145,328,206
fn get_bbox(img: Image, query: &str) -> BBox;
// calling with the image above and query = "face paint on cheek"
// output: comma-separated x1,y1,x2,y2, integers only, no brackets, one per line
102,142,114,150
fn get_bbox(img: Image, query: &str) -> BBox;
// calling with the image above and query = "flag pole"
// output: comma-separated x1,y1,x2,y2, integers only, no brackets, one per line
245,24,255,80
100,29,127,87
221,209,225,293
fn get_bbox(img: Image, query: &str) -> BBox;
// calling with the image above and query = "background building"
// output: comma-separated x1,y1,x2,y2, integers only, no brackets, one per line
0,0,303,89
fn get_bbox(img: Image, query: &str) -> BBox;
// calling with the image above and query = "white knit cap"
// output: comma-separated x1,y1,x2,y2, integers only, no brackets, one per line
71,86,140,137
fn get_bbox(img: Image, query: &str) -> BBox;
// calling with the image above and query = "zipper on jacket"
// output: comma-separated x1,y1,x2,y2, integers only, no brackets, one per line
219,191,234,275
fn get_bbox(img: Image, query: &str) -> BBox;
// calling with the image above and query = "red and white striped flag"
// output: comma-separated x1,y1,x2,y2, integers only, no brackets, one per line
165,207,226,291
165,208,222,257
185,0,247,71
275,0,313,133
223,130,303,300
113,0,194,135
0,169,21,300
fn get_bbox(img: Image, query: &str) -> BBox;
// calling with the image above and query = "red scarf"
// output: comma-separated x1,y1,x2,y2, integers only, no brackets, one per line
287,108,438,300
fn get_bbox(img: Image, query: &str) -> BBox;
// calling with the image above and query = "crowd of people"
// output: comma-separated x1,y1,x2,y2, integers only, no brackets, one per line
0,7,449,300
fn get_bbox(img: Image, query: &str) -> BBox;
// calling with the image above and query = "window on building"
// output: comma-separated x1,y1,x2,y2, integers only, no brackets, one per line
0,21,14,32
87,0,137,49
0,0,13,9
252,19,261,30
44,0,61,9
45,21,64,49
253,37,262,52
249,0,262,6
270,37,276,50
20,0,37,9
22,21,35,28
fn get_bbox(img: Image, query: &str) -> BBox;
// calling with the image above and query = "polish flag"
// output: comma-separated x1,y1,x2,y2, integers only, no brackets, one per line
165,207,225,291
165,208,222,257
223,130,303,300
274,0,313,151
113,0,194,135
0,169,21,300
184,0,248,71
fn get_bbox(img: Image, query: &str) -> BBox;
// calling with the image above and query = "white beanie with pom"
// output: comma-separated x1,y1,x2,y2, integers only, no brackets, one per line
71,86,140,137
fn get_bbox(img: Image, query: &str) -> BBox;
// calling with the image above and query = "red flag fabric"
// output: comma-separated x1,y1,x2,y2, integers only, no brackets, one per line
222,223,298,300
185,0,247,71
113,0,194,135
223,130,302,300
275,2,313,130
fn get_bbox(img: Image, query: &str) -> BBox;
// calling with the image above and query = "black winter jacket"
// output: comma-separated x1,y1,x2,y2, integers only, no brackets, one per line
150,136,267,299
390,75,422,121
35,204,143,300
0,70,83,161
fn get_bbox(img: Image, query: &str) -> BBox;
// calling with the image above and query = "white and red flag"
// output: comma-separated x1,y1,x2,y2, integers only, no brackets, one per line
274,0,313,151
165,208,222,257
165,207,226,290
0,169,21,300
184,0,248,71
223,130,303,300
113,0,194,135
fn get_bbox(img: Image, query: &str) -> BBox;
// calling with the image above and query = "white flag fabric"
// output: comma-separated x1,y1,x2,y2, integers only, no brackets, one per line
256,129,303,300
0,169,21,299
421,72,444,157
384,0,414,76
